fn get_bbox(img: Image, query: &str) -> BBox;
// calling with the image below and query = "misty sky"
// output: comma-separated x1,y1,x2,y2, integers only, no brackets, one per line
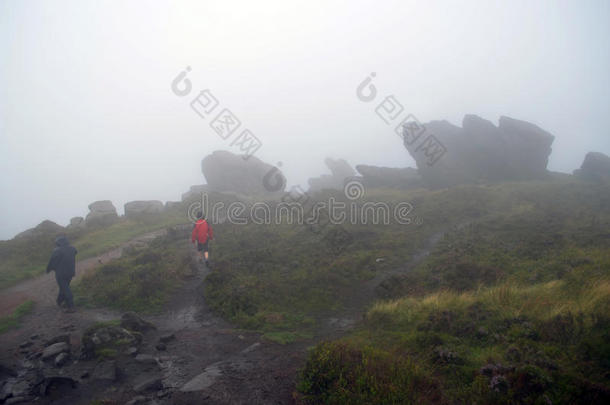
1,0,609,240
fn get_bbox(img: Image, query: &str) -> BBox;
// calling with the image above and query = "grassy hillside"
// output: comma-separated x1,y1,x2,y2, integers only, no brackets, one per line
0,204,187,290
34,177,609,402
73,227,193,313
297,180,610,404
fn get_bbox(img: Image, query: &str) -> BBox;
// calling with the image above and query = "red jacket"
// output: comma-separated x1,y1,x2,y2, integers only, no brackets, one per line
192,219,214,243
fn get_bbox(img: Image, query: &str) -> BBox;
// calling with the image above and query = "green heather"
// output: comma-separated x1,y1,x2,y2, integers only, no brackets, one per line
0,300,35,335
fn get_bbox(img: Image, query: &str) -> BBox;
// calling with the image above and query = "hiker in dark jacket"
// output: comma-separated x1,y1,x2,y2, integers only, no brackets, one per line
46,235,78,312
191,212,214,267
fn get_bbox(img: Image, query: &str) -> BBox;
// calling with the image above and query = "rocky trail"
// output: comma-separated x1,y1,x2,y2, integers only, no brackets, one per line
0,227,448,405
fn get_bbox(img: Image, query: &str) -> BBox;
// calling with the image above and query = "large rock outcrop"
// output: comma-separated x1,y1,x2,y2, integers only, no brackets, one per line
403,115,555,188
201,151,286,195
308,158,356,192
85,200,119,227
181,185,209,202
574,152,610,182
67,217,85,229
355,165,423,189
124,201,164,218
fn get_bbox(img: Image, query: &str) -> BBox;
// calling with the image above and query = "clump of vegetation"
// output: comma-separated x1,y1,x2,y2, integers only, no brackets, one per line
0,300,34,334
74,228,193,313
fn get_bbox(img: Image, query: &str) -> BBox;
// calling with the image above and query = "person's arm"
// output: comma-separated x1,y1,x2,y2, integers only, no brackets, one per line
46,249,60,273
191,223,198,243
208,224,214,240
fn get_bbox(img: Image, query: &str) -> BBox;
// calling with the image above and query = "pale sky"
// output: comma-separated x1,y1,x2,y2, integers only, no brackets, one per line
1,0,609,239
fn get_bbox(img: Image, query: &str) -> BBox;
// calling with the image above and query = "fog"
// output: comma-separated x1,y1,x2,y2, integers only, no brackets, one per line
1,0,609,240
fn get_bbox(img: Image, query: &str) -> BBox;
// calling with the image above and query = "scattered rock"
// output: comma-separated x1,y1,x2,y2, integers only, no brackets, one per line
29,334,39,340
125,395,147,405
5,396,31,404
133,375,163,393
159,333,175,343
42,342,70,361
180,363,223,392
82,324,139,360
121,312,156,333
155,343,166,352
44,334,70,347
135,354,158,366
92,360,117,381
54,352,70,368
126,347,139,356
19,341,33,349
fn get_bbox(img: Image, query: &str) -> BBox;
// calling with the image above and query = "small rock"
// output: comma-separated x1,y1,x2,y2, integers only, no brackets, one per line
42,342,70,361
44,334,70,347
133,375,163,393
135,354,158,365
159,333,175,343
155,343,166,352
5,396,29,404
126,347,139,356
121,312,156,332
92,360,117,381
19,341,33,349
125,395,146,405
29,334,39,340
476,326,488,337
80,371,90,379
375,257,385,263
54,352,70,367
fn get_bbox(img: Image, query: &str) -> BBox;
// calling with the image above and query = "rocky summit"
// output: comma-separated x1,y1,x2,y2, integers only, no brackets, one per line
403,115,555,188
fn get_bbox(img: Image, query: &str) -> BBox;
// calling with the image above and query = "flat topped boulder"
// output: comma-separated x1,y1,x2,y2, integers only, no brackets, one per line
201,150,286,195
575,151,610,181
308,158,356,192
403,115,555,188
85,200,118,226
124,200,164,218
67,217,84,228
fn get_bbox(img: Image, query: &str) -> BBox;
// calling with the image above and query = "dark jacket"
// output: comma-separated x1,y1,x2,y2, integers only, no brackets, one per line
46,236,78,278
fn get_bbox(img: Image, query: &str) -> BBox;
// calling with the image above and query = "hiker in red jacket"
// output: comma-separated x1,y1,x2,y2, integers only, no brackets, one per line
191,211,214,267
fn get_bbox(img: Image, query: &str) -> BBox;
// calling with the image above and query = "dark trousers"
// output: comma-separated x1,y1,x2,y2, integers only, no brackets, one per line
55,274,74,308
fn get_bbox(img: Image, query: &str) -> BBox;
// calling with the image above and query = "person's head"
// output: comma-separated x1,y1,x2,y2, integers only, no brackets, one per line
196,211,206,221
55,235,69,247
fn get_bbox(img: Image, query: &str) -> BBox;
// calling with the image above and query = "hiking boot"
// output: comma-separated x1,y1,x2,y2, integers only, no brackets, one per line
205,260,210,268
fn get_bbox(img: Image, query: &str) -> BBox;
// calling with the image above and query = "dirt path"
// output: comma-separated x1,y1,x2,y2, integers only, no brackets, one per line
0,227,449,404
